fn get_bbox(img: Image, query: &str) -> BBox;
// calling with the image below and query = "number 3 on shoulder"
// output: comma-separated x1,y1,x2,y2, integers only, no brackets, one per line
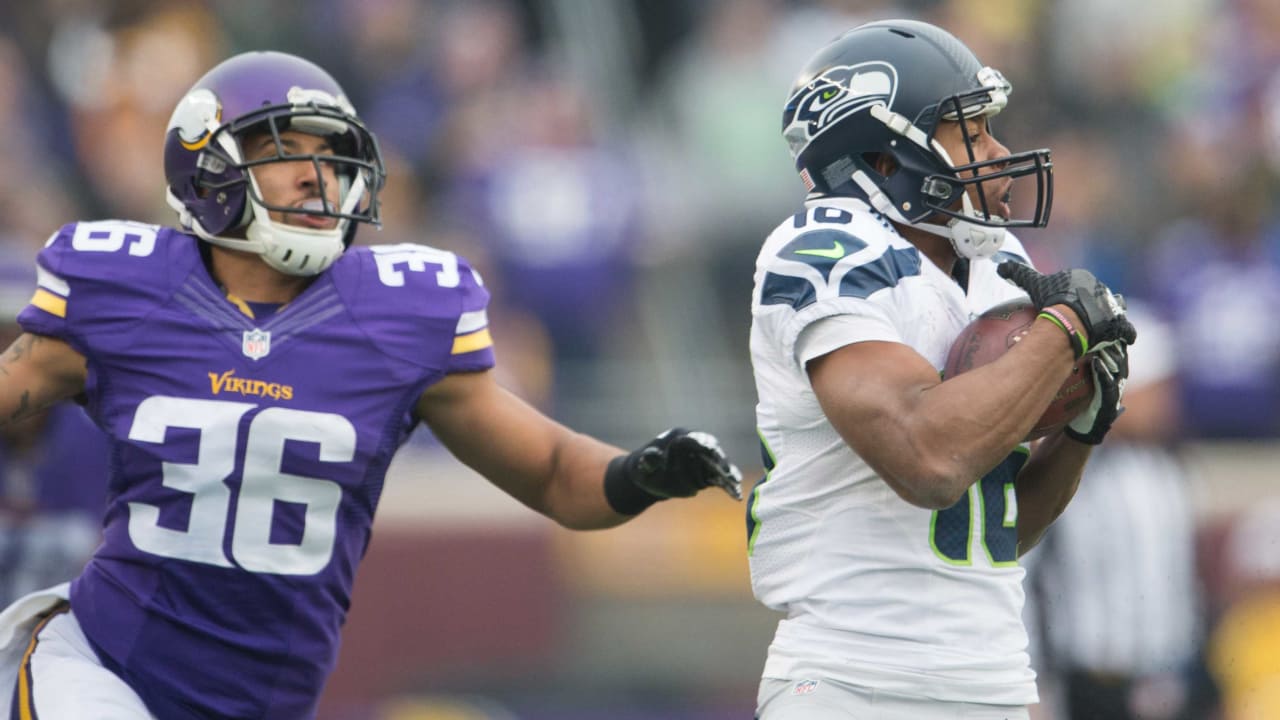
371,243,461,288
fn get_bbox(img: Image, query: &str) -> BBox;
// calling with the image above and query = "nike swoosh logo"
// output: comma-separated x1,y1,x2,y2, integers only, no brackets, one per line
794,241,847,259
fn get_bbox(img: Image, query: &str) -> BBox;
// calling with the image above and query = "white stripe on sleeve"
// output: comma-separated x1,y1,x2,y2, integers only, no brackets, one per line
36,266,70,297
455,309,488,335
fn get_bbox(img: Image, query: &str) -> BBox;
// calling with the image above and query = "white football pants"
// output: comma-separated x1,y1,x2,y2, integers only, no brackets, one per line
9,605,155,719
757,677,1031,720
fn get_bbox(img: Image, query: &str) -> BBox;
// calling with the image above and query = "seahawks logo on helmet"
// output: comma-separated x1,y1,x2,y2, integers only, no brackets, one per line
783,61,897,158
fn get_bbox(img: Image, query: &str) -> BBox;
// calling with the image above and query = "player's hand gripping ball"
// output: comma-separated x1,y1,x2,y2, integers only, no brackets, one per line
944,300,1093,440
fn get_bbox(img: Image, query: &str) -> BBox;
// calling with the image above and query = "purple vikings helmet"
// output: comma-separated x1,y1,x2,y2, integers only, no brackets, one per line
164,51,386,276
782,20,1052,259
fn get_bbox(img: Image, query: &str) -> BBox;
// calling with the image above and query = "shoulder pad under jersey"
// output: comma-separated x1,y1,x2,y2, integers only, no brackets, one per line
329,243,495,373
757,202,922,312
18,221,196,347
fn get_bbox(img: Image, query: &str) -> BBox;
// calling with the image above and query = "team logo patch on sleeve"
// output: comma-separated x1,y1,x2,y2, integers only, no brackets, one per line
242,328,272,360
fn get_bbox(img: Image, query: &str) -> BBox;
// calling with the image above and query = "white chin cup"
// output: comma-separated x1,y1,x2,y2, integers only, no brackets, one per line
849,168,1007,260
941,190,1006,260
947,219,1006,260
245,213,347,276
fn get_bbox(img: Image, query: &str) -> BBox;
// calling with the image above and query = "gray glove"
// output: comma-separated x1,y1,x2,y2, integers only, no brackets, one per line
1065,343,1129,445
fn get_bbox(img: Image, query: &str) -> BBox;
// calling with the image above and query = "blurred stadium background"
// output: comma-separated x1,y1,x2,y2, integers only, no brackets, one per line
2,0,1280,717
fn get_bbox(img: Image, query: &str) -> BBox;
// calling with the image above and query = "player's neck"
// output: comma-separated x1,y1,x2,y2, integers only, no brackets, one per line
894,223,957,277
206,245,310,304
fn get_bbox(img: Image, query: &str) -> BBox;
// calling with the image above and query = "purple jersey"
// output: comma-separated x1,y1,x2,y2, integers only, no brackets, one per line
17,220,494,719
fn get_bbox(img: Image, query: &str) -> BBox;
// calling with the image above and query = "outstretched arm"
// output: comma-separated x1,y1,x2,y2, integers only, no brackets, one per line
415,370,740,530
0,333,88,426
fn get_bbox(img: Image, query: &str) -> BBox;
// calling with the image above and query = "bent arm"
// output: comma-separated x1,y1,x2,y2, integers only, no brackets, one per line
0,333,88,425
1014,431,1091,554
808,318,1078,509
1015,365,1169,555
414,369,631,530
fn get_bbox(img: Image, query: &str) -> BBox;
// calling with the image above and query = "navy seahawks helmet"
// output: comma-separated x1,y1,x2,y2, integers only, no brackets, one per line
164,51,386,276
782,20,1052,259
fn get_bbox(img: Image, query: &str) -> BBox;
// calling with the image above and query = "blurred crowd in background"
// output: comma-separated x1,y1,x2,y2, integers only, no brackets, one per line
2,0,1279,441
0,0,1279,718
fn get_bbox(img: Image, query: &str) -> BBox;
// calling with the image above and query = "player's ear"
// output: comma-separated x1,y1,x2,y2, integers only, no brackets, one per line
869,152,897,178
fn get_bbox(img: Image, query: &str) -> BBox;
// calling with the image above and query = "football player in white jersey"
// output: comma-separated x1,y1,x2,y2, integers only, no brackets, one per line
747,20,1137,720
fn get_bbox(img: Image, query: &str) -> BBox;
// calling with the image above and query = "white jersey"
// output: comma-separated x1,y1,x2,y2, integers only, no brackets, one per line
747,196,1036,704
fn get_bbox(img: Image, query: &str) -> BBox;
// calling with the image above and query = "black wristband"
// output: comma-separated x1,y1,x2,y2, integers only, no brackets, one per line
603,454,661,515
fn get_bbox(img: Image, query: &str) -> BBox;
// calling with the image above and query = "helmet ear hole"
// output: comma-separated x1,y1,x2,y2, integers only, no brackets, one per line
867,153,896,177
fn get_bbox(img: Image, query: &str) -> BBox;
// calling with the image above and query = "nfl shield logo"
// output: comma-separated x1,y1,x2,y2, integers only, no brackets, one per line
242,328,271,360
791,679,819,696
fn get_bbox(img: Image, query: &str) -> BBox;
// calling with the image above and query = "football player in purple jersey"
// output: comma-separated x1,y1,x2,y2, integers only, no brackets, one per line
0,51,742,720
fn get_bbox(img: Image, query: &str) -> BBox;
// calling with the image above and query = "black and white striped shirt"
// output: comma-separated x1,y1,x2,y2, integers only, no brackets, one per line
1026,442,1201,675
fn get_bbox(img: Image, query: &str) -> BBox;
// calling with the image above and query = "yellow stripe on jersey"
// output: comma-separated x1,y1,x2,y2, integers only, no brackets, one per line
18,603,70,720
225,293,255,319
29,288,66,318
451,328,493,355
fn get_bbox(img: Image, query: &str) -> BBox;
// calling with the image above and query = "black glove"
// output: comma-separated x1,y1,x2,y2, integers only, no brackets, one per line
997,262,1138,354
604,428,743,515
1064,343,1129,445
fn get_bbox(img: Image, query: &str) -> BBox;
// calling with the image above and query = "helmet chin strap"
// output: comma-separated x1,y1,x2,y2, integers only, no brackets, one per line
854,105,1008,260
849,170,1006,259
244,209,348,277
940,215,1006,260
908,190,1007,260
245,217,343,276
239,169,363,277
916,130,1007,259
165,186,270,254
169,175,354,276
